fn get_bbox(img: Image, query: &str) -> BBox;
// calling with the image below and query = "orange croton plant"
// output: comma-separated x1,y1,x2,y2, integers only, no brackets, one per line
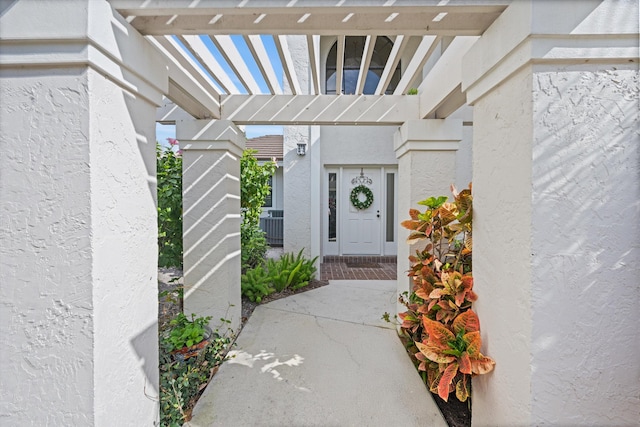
398,184,494,402
415,310,495,401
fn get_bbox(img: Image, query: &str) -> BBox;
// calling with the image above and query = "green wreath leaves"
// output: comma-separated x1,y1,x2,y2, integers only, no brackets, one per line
350,185,374,210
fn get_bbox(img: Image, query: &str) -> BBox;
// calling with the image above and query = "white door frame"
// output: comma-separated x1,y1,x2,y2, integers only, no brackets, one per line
322,166,397,257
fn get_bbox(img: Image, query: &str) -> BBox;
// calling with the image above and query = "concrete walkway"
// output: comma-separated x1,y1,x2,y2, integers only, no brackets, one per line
187,280,447,427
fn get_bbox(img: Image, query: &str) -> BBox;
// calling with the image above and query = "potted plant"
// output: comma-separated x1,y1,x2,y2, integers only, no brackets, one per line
165,313,213,361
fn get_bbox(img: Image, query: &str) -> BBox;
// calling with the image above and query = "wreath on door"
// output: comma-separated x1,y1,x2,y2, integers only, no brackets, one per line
350,185,374,210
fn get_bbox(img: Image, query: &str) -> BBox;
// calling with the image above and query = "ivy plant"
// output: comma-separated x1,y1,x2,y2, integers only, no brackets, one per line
159,321,231,426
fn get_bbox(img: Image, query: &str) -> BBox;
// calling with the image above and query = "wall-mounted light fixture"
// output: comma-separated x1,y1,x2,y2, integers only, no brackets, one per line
297,142,307,156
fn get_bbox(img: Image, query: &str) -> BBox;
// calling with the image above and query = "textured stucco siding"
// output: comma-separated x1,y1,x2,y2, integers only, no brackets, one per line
182,147,242,332
0,65,160,424
529,64,640,426
88,69,160,425
0,68,95,425
455,124,473,190
471,66,534,426
472,62,640,426
283,126,313,258
321,126,398,166
283,36,316,258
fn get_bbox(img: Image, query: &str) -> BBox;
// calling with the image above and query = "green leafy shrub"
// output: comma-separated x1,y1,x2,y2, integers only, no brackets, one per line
166,313,212,352
398,184,494,403
240,264,274,303
240,149,277,271
159,318,231,426
157,140,183,268
159,314,230,425
241,249,318,302
240,222,268,271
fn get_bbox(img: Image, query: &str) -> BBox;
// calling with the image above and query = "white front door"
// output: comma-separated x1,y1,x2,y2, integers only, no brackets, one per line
342,168,381,255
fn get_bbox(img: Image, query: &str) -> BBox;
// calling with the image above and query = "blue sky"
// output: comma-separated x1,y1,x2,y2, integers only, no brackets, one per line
157,35,284,146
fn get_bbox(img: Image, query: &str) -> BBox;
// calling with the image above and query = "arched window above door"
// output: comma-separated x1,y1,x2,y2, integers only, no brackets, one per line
326,36,401,95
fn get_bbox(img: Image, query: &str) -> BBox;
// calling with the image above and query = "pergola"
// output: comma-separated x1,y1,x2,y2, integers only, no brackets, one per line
110,0,509,124
1,1,638,426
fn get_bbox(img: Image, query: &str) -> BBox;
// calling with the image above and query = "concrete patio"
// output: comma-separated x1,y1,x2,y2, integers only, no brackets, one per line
186,280,446,427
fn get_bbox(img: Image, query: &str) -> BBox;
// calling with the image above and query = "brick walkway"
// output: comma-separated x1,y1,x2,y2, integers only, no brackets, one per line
320,256,398,281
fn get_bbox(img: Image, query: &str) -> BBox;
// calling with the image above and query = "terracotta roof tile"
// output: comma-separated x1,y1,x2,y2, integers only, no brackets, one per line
246,135,283,161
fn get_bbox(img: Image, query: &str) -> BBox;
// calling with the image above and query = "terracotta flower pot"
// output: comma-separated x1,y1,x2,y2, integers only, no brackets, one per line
171,325,213,362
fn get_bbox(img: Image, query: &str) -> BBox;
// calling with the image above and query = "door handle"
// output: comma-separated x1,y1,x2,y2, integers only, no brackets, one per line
376,210,380,218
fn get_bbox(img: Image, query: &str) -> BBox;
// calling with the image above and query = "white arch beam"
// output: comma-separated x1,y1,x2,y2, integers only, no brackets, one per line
418,36,479,118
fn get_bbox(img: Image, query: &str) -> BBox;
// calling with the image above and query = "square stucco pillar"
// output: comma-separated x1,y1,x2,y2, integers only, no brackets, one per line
177,120,245,333
0,1,167,425
463,1,640,425
393,119,461,315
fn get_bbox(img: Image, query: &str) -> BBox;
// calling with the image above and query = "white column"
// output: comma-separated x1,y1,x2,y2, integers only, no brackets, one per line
0,1,167,425
463,1,640,425
393,119,461,314
283,36,318,259
177,120,244,333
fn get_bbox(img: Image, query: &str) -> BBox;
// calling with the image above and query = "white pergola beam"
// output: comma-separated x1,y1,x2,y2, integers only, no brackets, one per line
418,36,479,118
147,37,221,119
393,35,440,95
210,35,262,94
111,0,511,13
307,35,321,95
274,35,302,95
335,36,345,94
150,35,222,98
374,35,409,95
219,94,419,125
156,98,194,123
356,35,376,95
110,2,511,36
245,35,283,95
180,35,242,94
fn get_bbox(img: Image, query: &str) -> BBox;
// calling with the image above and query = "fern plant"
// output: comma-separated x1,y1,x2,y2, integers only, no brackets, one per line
241,249,318,302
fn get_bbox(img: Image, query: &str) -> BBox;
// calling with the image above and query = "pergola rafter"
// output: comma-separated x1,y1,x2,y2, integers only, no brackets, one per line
108,0,511,124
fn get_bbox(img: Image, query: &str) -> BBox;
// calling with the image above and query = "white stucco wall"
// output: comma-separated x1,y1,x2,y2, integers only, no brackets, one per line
1,67,95,424
178,120,244,333
283,125,313,258
394,120,461,316
529,64,639,426
0,1,165,424
321,126,398,166
467,1,639,424
471,66,534,426
473,61,640,427
283,36,320,259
